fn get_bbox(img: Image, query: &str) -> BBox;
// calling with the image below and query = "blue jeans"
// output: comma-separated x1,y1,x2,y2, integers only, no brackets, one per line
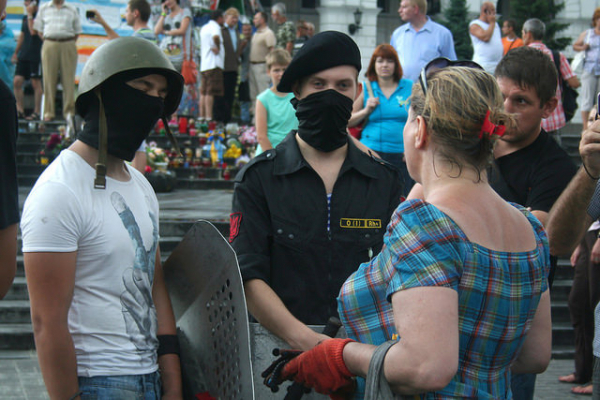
79,371,161,399
377,151,413,197
511,372,536,400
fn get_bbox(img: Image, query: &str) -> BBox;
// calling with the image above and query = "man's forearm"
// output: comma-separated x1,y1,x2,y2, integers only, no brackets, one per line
100,21,118,40
547,167,596,256
158,354,182,398
245,279,326,351
34,324,80,399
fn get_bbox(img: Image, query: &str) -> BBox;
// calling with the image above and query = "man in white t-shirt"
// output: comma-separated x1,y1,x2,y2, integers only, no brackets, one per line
469,1,503,74
21,37,184,399
199,9,224,122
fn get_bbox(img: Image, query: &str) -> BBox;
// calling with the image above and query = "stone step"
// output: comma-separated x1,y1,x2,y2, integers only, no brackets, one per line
551,279,572,302
551,301,571,325
17,143,48,153
3,277,28,301
159,219,229,238
0,324,34,350
17,164,47,175
18,175,43,187
554,263,574,282
0,300,31,324
16,152,40,165
552,322,575,347
16,130,51,141
176,178,236,190
552,345,575,360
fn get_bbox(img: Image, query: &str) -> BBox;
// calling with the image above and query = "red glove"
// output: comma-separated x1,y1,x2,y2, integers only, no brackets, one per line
281,338,355,396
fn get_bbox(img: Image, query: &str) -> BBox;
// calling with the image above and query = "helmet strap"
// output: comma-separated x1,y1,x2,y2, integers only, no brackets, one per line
94,88,108,190
162,115,182,157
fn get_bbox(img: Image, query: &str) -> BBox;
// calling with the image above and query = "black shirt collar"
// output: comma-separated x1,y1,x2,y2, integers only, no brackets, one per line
273,131,382,179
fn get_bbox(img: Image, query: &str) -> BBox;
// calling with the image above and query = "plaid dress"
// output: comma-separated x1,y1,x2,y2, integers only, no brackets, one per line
338,200,549,399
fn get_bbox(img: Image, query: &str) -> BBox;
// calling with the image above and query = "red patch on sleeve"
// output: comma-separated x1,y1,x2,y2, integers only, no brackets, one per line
229,212,242,242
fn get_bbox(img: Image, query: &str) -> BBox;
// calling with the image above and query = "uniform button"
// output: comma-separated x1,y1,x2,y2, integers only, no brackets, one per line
266,152,272,158
277,229,283,234
365,233,371,238
288,234,294,239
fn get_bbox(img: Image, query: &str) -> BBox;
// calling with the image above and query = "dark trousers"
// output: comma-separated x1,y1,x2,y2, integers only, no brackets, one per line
213,70,238,123
569,229,600,383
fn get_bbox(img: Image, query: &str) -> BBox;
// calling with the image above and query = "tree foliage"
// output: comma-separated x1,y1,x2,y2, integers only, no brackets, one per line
439,0,473,60
508,0,570,50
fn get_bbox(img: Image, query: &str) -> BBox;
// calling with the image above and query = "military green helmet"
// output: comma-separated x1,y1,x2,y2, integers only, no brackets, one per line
76,36,184,116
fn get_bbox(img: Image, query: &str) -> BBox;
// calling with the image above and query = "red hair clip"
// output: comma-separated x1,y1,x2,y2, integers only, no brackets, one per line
479,110,506,139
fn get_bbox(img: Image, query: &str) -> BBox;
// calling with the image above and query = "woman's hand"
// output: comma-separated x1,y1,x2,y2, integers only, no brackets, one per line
161,3,168,14
366,97,380,113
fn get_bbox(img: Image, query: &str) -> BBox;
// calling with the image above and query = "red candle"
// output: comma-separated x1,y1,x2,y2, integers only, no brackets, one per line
178,117,188,134
155,119,164,133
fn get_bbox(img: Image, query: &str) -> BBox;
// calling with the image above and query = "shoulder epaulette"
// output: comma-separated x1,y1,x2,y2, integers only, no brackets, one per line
234,149,277,182
367,150,398,171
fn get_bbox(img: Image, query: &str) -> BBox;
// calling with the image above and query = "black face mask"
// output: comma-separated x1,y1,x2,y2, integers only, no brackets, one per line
292,89,353,152
78,80,165,161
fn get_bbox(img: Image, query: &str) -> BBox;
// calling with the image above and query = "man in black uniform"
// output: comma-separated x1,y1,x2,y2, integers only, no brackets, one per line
230,31,403,351
493,46,578,400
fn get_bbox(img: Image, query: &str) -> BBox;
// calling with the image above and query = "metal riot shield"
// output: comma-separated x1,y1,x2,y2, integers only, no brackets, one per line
163,220,254,400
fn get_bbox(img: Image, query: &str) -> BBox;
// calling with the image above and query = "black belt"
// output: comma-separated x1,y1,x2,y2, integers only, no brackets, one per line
45,37,76,42
250,61,266,64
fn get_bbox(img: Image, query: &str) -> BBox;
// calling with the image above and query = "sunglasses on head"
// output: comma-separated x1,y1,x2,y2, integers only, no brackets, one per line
419,58,484,95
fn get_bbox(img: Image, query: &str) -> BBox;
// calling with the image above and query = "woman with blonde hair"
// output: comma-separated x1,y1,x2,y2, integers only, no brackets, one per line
265,61,552,399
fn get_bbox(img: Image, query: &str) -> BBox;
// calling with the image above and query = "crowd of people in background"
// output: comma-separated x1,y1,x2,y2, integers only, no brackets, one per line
6,0,600,399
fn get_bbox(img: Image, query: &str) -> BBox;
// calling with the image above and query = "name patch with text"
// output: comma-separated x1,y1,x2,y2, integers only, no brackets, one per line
340,218,382,229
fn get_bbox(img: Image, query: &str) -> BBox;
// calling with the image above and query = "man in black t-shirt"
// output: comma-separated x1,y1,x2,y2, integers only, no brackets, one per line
493,45,578,400
12,0,42,119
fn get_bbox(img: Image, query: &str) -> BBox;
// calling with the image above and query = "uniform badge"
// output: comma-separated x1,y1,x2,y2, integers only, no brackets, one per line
340,218,382,229
229,212,242,242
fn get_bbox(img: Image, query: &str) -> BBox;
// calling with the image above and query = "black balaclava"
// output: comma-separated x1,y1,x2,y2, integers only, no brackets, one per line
292,89,353,152
78,74,165,161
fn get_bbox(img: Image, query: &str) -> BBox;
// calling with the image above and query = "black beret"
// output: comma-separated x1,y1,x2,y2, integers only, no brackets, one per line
277,31,361,93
